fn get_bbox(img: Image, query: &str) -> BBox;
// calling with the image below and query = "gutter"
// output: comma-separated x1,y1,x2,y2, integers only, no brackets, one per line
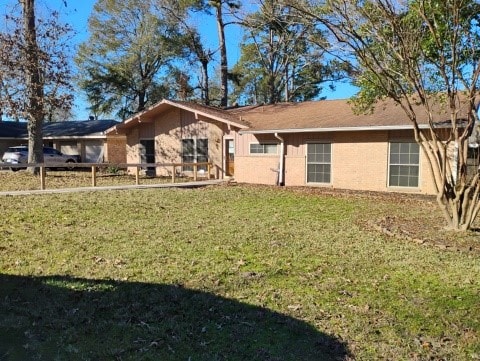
274,132,285,186
239,123,453,135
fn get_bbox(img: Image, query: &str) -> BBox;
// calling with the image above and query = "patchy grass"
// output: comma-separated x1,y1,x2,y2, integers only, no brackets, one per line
0,184,479,360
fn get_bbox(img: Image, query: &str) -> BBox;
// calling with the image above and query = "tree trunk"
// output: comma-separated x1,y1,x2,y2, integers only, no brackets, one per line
22,0,44,174
201,60,210,106
138,89,146,112
214,3,228,108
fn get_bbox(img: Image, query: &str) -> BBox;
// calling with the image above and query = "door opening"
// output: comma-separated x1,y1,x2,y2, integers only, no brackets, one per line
140,139,155,176
225,139,234,176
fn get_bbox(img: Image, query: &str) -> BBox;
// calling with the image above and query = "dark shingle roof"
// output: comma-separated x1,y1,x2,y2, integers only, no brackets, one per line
0,119,119,138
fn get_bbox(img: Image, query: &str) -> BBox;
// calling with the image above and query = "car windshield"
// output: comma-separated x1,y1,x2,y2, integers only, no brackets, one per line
7,147,27,152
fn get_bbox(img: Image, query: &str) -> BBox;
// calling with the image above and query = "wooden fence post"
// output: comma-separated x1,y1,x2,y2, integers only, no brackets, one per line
135,166,140,185
91,166,97,187
40,166,46,190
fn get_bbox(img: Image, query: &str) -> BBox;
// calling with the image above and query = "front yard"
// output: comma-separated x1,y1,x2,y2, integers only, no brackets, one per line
0,183,479,360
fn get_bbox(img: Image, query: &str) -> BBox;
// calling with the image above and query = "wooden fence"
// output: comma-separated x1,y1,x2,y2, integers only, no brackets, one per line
0,162,220,190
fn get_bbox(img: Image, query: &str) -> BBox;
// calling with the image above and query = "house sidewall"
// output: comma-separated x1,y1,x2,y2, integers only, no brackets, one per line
234,133,281,184
235,130,438,195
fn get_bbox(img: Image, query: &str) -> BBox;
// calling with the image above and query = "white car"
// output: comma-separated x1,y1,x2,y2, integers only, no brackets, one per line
2,146,81,171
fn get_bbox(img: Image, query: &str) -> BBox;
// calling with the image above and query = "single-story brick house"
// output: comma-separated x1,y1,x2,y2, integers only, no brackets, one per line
105,98,479,195
0,119,120,163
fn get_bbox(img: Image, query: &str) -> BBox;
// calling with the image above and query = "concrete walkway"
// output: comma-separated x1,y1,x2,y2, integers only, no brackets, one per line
0,179,226,196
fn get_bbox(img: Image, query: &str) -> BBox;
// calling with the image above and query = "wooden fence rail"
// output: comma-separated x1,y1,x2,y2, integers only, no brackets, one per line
0,162,219,190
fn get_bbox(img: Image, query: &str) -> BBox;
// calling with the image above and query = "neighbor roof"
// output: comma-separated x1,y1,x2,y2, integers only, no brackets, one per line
0,119,118,139
229,97,477,134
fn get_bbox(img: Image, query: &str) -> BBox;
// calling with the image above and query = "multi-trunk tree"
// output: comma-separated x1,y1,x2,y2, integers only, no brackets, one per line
291,0,480,230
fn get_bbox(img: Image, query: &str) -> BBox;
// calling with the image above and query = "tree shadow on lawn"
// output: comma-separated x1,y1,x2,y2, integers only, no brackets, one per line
0,274,351,361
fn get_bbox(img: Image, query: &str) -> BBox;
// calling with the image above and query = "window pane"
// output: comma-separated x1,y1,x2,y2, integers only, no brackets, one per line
183,156,194,163
264,144,278,154
307,164,331,183
400,153,410,164
390,143,400,153
250,143,277,154
307,143,331,183
389,142,419,187
250,144,263,154
390,153,400,164
197,139,208,156
182,139,194,156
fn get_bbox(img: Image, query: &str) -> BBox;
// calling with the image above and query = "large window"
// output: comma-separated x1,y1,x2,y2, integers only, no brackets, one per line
389,142,420,187
182,138,208,171
307,143,331,183
249,143,278,154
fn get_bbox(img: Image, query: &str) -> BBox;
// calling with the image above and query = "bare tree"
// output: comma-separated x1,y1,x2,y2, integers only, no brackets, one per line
0,0,73,172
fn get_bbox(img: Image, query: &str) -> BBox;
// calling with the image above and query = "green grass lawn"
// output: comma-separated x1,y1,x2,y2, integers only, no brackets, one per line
0,183,479,360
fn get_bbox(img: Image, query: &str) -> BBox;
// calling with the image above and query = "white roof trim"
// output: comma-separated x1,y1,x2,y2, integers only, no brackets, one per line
107,99,249,133
162,99,249,129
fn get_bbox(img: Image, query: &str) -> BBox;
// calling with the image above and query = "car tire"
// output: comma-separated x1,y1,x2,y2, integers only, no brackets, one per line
66,159,75,170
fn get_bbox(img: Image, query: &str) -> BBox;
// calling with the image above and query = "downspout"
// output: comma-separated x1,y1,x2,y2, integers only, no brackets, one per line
275,132,285,186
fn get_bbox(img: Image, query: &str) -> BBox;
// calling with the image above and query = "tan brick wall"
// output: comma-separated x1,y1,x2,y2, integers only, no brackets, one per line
120,109,228,178
333,132,390,192
235,130,438,195
419,151,436,194
235,156,280,185
284,156,306,186
106,136,127,164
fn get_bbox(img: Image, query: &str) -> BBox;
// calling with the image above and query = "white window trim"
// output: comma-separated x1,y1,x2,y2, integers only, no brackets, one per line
248,142,279,155
182,138,209,171
305,141,332,185
387,141,421,189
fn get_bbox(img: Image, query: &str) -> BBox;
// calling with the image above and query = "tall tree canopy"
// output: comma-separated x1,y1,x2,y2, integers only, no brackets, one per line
156,1,216,105
291,0,480,230
232,0,343,104
75,0,187,119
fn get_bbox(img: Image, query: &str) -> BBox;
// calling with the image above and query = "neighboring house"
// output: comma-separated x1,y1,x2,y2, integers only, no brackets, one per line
0,119,120,163
106,98,479,195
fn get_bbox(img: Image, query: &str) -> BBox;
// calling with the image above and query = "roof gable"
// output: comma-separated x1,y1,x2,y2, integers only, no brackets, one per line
106,99,250,134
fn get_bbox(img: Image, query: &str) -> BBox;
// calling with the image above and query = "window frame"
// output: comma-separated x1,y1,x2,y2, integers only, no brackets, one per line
182,138,209,171
388,141,420,188
305,142,332,184
249,142,279,155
